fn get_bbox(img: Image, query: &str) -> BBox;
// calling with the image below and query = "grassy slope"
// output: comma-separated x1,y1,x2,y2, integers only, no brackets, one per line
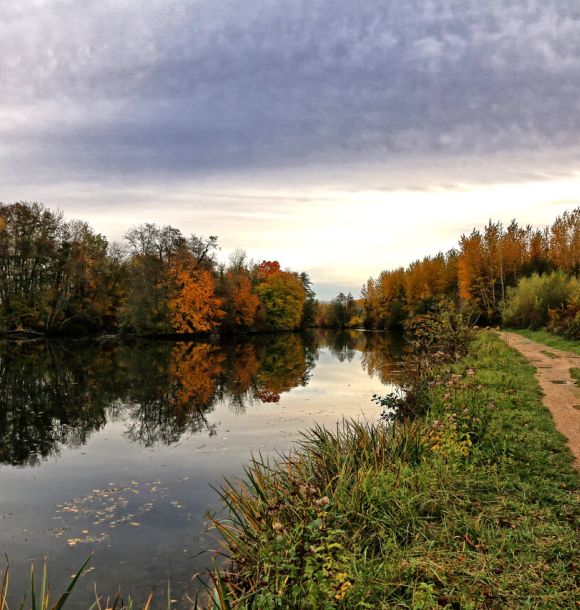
212,333,580,609
507,328,580,356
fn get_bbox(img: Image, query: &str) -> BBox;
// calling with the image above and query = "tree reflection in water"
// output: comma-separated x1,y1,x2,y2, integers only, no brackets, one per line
0,330,402,466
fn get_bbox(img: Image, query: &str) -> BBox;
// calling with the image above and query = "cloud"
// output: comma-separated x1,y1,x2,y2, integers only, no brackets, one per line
2,1,579,298
1,0,580,183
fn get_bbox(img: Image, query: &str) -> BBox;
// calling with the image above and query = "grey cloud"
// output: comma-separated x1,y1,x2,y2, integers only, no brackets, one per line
2,0,580,182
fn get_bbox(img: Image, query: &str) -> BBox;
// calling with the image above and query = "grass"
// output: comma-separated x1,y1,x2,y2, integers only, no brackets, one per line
507,328,580,355
0,558,180,610
1,558,92,610
209,332,580,609
571,367,580,388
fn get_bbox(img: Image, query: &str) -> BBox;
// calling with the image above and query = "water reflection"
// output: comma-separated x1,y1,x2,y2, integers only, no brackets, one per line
0,330,402,467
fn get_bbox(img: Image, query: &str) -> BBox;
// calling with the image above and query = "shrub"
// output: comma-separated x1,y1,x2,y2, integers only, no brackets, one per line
502,272,577,329
375,304,473,422
547,279,580,339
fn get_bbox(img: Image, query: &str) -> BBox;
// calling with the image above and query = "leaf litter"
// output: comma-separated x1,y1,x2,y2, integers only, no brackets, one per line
49,478,190,547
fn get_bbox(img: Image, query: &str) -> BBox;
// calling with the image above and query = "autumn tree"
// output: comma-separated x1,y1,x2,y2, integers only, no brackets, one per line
222,269,259,330
255,271,306,331
122,224,220,334
169,265,224,334
255,260,281,280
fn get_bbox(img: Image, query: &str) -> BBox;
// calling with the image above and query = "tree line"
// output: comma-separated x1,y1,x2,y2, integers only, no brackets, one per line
324,207,579,334
0,202,315,335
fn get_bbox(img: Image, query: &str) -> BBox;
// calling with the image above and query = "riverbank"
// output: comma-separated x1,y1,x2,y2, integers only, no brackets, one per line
209,332,580,608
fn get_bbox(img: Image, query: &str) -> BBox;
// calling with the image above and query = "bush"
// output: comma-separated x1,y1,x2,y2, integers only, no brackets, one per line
502,272,577,329
547,279,580,339
375,304,473,422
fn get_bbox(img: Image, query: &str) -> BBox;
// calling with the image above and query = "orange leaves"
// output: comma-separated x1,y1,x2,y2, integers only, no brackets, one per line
226,270,259,328
256,260,281,280
168,263,224,333
364,209,580,327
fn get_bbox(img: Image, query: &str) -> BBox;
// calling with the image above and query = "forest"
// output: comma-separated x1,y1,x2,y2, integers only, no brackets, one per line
1,202,578,338
0,202,315,335
322,207,580,339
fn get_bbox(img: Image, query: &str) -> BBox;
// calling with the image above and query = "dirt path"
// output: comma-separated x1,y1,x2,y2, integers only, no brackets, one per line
500,331,580,468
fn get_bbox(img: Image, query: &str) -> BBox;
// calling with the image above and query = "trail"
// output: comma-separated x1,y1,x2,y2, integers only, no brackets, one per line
500,331,580,468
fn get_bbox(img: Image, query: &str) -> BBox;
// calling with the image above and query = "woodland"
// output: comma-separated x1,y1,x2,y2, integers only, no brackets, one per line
0,202,578,339
322,207,580,339
0,202,315,336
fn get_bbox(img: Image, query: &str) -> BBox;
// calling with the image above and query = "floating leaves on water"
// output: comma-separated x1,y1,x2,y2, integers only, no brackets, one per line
67,533,108,546
47,526,70,537
52,478,188,547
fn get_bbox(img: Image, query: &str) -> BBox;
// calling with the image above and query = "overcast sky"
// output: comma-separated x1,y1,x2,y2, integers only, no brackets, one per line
1,0,579,298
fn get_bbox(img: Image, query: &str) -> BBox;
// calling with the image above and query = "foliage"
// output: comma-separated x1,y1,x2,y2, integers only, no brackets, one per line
315,293,364,329
169,266,224,333
0,204,314,336
0,202,119,334
361,208,579,328
255,272,306,331
403,304,473,362
255,260,281,280
546,277,580,339
208,333,580,609
222,270,260,330
375,305,473,422
502,271,578,330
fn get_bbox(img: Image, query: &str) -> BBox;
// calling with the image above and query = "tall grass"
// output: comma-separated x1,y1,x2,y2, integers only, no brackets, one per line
0,558,91,610
0,559,184,610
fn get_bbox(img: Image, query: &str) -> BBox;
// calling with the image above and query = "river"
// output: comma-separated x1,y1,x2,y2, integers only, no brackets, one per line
0,329,402,608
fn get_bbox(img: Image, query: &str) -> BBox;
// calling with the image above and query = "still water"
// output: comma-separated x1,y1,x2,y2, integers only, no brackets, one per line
0,330,402,608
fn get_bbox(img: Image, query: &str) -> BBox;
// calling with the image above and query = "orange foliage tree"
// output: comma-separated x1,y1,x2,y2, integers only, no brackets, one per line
362,208,579,326
224,270,260,329
169,262,224,333
256,260,281,280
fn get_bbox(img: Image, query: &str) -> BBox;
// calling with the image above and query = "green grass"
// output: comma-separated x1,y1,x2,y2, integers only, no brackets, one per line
507,328,580,355
1,558,92,610
209,332,580,609
571,368,580,388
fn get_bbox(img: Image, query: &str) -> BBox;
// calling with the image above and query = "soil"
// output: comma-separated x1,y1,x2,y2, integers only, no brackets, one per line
500,331,580,468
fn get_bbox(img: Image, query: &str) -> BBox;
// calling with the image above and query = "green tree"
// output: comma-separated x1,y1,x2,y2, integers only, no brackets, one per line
256,271,306,331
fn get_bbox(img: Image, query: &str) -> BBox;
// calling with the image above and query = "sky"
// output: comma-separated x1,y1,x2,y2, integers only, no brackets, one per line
1,0,579,299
